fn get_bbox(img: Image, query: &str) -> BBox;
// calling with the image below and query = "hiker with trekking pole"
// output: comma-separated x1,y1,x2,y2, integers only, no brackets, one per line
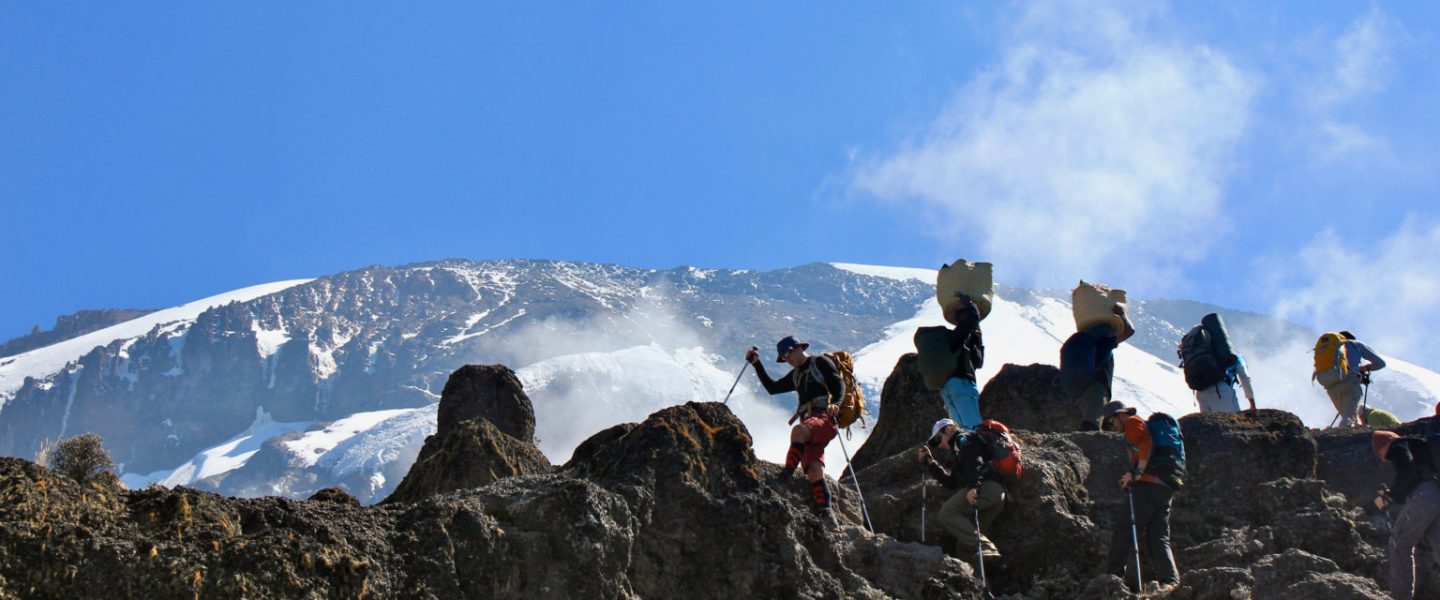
1315,330,1386,428
1101,401,1182,595
917,418,1007,580
1371,430,1440,599
746,337,870,529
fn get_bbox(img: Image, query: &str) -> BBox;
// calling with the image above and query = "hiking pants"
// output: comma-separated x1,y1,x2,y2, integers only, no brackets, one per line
1195,383,1241,413
1107,481,1179,587
938,479,1005,558
1390,481,1440,599
1323,374,1364,427
1076,355,1116,429
940,377,982,430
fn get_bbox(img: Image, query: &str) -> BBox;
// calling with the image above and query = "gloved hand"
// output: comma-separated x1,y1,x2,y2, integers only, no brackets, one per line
744,347,759,365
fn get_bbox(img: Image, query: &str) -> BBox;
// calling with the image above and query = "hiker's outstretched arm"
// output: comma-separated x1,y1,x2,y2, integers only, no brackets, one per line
752,363,795,395
1236,361,1256,402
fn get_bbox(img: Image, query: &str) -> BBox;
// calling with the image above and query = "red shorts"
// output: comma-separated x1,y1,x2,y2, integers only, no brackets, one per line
799,413,838,469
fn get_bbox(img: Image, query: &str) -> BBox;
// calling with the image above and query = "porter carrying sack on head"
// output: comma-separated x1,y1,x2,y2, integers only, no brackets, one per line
1072,281,1127,333
936,259,995,324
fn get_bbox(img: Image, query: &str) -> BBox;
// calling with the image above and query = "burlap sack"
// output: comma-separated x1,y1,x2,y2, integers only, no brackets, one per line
936,259,994,324
1072,281,1126,333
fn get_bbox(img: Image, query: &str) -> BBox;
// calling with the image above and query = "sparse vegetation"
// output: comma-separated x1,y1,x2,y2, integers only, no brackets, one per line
36,433,116,483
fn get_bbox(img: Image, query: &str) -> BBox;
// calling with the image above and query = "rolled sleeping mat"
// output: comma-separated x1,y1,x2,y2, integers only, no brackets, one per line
1072,281,1127,333
1200,312,1238,369
936,259,994,324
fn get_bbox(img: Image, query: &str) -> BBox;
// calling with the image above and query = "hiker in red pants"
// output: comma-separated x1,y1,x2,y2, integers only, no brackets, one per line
746,336,843,524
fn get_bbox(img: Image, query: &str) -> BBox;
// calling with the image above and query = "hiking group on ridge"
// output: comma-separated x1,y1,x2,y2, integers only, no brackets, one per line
741,258,1406,595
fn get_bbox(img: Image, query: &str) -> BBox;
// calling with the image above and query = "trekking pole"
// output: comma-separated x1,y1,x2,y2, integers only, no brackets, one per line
1127,485,1143,598
1361,371,1372,417
974,508,991,597
832,417,874,533
1328,412,1341,429
722,351,755,405
920,462,927,543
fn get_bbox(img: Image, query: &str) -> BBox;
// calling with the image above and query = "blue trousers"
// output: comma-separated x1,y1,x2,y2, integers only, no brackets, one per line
940,377,982,429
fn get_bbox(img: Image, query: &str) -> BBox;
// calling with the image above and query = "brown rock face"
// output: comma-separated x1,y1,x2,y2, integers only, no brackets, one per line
384,364,552,505
978,363,1079,434
435,364,537,442
847,353,948,476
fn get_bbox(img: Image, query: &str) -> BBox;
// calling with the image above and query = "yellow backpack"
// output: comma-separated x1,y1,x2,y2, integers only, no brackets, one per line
802,351,869,433
1313,332,1350,378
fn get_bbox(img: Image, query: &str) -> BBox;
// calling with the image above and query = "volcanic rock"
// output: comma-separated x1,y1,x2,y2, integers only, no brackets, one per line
978,363,1078,434
847,353,948,475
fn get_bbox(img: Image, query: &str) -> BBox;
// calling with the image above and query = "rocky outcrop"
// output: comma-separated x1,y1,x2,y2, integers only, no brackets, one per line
848,360,1389,598
385,365,551,504
0,362,984,599
847,354,947,475
978,363,1078,434
0,356,1404,598
0,308,156,358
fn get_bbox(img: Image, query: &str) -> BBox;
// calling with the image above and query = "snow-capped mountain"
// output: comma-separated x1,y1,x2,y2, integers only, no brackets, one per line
4,260,1438,504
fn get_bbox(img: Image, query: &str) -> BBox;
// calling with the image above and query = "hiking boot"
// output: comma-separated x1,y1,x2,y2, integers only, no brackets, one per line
1146,580,1179,596
814,509,838,529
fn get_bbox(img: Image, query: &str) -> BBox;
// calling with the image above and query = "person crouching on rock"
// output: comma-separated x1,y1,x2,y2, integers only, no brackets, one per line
1101,401,1180,593
1373,430,1440,599
746,336,842,523
917,418,1005,564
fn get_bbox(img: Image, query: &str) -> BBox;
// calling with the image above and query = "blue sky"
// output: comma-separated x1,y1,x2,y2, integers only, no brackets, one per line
3,1,1439,363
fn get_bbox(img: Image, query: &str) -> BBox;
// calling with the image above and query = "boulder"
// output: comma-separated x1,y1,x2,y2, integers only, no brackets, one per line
1171,411,1316,534
384,364,552,505
435,364,537,442
978,363,1079,434
848,353,948,476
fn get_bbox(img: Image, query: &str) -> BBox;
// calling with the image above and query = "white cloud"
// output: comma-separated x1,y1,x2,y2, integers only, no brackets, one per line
1309,6,1394,110
1299,7,1397,163
1271,217,1440,368
853,0,1256,293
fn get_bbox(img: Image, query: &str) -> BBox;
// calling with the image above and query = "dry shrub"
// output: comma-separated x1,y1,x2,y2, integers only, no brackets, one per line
39,433,116,483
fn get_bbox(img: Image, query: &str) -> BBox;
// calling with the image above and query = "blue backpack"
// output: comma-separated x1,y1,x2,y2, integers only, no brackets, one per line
1145,413,1186,489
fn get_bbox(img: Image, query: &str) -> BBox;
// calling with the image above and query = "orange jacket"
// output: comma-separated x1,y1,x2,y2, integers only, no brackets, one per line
1121,415,1162,486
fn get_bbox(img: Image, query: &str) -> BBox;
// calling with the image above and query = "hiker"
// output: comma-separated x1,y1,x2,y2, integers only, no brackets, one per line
917,418,1005,564
937,294,985,429
1101,401,1180,592
1364,406,1402,428
746,336,843,523
1321,331,1387,427
1195,353,1256,414
1062,304,1136,431
1373,431,1440,599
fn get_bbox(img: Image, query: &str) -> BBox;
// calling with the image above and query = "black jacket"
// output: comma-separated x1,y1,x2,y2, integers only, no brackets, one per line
753,354,844,412
1387,437,1435,504
925,432,996,490
948,303,985,382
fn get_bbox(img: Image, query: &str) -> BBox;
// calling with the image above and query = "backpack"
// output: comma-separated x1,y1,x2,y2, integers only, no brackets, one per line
808,351,869,433
1178,325,1225,391
1144,413,1186,490
1313,332,1350,381
975,419,1023,486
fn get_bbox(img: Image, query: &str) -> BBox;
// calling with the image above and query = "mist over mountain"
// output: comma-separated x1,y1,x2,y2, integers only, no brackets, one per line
1,259,1435,504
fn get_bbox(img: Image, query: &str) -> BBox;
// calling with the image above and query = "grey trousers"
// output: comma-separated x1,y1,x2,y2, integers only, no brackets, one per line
938,479,1005,558
1195,383,1241,413
1391,481,1440,600
1322,373,1363,426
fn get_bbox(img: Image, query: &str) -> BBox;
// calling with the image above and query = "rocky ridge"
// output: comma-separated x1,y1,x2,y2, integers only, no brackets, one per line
0,352,1418,599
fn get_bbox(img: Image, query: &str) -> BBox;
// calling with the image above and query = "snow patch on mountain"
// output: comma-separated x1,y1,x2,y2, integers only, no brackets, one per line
0,279,313,402
149,408,311,488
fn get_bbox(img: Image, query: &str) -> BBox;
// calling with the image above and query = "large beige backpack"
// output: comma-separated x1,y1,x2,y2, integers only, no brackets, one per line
1072,281,1127,333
